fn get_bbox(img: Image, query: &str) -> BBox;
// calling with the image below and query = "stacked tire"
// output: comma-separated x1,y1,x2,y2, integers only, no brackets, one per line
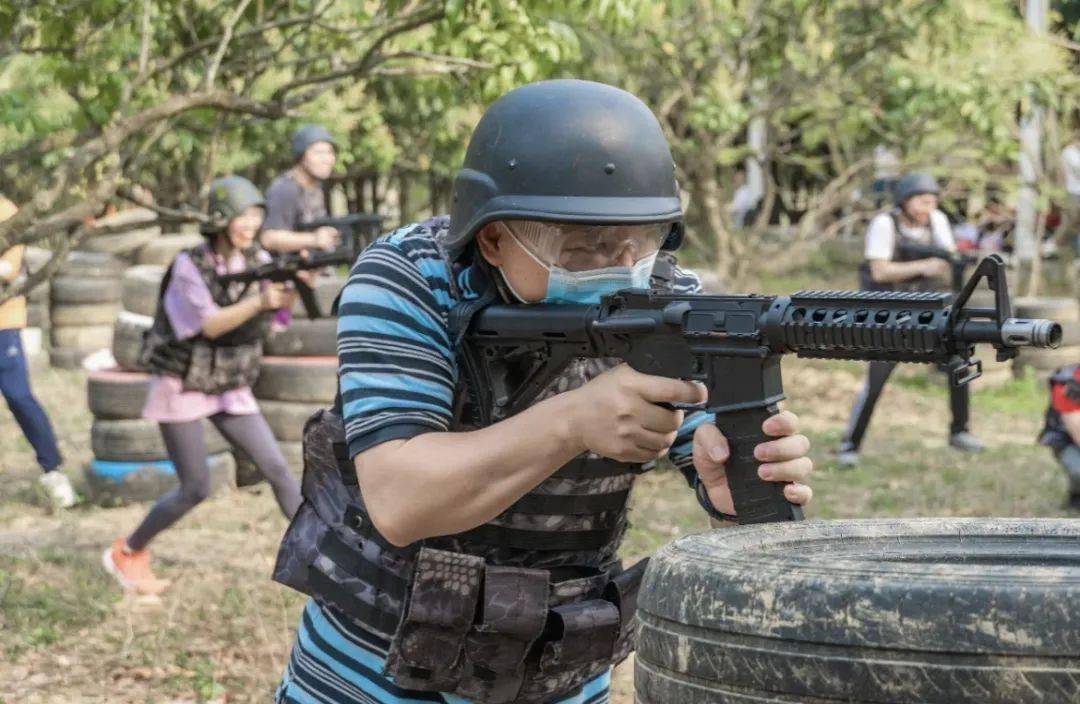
49,252,123,369
83,369,236,505
244,296,341,485
1013,297,1079,379
112,264,164,372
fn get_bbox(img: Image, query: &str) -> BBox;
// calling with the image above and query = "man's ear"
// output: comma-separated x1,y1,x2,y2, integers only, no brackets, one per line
475,223,505,267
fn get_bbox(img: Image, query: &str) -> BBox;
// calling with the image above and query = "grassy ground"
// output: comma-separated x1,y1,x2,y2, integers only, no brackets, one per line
1,330,1074,702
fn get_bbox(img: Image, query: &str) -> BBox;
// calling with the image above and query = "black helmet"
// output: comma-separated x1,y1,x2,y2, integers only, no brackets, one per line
203,176,264,235
446,79,683,254
893,172,940,206
291,124,336,161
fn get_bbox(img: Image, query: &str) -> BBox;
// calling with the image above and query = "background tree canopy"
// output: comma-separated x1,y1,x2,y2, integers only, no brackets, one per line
1,0,1078,287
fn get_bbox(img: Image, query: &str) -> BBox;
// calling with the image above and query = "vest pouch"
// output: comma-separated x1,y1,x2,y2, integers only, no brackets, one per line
385,547,485,691
538,599,621,673
182,340,261,394
605,558,648,662
456,566,550,703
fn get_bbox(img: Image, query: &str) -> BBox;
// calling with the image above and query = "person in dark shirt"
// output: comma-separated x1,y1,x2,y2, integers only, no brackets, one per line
261,124,341,254
1038,364,1080,509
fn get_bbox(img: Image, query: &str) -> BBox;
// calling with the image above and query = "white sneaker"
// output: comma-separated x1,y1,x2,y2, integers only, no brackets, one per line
39,471,77,508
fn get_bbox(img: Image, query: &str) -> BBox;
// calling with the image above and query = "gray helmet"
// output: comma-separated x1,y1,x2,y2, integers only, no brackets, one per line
893,172,940,206
203,176,264,234
291,124,336,161
447,79,683,254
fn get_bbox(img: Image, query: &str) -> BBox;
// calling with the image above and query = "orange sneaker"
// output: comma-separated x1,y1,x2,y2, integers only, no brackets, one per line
102,537,170,595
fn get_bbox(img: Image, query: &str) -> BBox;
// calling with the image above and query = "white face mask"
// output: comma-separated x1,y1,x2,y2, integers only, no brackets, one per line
502,230,658,305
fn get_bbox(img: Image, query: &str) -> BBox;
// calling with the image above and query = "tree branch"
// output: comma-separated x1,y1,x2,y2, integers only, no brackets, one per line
204,0,255,91
273,3,445,105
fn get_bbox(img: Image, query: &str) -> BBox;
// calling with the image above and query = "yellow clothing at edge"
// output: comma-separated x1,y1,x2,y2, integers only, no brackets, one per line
0,197,27,330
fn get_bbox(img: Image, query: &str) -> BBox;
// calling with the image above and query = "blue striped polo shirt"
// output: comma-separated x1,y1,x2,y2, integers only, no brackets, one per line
276,219,709,703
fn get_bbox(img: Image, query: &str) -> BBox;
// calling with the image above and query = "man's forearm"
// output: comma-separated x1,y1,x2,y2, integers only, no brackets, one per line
354,391,588,546
868,258,932,283
260,229,319,253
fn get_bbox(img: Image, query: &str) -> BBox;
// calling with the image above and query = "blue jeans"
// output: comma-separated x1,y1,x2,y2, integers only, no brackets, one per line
0,328,61,471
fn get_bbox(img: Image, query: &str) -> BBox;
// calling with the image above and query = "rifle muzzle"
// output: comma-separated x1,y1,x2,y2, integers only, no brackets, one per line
955,318,1062,348
1000,319,1062,348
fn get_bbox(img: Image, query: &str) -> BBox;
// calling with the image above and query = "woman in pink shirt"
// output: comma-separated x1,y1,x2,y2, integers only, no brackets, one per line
103,177,303,594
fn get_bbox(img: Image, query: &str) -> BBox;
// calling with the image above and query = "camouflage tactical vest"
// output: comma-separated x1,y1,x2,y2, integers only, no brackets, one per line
141,244,269,394
1039,364,1080,451
273,221,679,703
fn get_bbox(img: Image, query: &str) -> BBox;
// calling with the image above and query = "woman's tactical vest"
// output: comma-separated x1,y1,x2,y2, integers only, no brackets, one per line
1039,364,1080,451
274,222,679,703
858,210,940,293
141,244,268,394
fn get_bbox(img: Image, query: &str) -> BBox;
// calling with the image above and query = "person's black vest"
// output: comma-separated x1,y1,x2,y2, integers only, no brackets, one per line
858,210,940,293
1039,364,1080,451
273,220,680,703
141,244,269,394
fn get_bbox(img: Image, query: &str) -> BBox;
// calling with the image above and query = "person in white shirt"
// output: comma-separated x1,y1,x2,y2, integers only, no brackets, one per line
1059,140,1080,253
837,173,985,467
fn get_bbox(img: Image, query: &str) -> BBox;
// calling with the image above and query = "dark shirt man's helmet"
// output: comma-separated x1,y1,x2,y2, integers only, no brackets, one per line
202,176,265,235
291,124,336,162
447,79,684,256
893,172,941,207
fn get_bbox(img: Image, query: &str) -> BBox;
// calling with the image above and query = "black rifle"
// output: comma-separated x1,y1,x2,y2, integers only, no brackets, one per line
218,249,352,318
895,240,979,293
298,213,384,256
459,255,1061,525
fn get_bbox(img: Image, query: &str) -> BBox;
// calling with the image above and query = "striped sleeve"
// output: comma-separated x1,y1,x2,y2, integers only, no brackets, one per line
337,240,457,458
667,264,715,486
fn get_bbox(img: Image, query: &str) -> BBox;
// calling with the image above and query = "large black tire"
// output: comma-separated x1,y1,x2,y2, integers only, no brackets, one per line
289,276,346,319
87,369,151,420
84,452,235,506
121,265,165,316
57,251,124,279
50,302,121,326
51,276,122,305
51,324,113,350
253,356,337,403
91,417,228,462
264,319,337,357
234,440,303,486
112,311,152,372
635,518,1080,704
134,233,204,266
257,399,322,442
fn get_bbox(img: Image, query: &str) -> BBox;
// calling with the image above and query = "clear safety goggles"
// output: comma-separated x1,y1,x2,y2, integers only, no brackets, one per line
499,220,671,272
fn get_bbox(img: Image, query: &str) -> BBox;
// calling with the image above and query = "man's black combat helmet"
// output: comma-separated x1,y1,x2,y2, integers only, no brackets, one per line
893,172,940,206
291,124,336,161
446,79,683,254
